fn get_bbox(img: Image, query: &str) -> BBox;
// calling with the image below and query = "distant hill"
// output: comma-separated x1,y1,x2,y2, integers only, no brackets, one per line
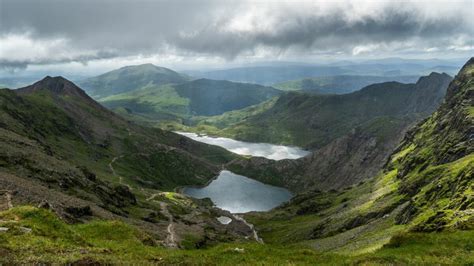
173,79,281,116
99,78,281,122
274,75,419,94
79,63,189,98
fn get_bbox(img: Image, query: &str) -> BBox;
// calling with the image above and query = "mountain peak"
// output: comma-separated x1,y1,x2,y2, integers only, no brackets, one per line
120,63,174,73
17,76,94,101
444,57,473,105
80,64,189,98
415,72,451,86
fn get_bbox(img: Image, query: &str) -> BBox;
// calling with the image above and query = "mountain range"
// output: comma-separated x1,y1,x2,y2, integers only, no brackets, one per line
0,58,472,264
187,72,452,149
184,59,462,85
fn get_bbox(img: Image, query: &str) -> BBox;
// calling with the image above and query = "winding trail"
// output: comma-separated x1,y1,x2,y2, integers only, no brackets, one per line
0,190,13,210
146,193,160,202
146,193,178,248
159,202,178,248
233,214,264,243
108,155,133,190
5,191,13,209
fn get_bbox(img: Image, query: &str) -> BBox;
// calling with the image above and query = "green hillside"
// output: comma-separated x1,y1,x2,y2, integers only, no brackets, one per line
99,78,281,123
1,205,472,264
243,57,474,259
1,59,472,265
0,77,255,250
183,73,452,149
79,64,189,98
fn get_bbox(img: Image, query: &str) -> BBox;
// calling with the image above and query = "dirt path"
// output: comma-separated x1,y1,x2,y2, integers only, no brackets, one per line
146,193,160,201
5,191,12,209
146,193,178,248
0,191,13,211
160,202,178,248
233,214,264,244
108,155,133,190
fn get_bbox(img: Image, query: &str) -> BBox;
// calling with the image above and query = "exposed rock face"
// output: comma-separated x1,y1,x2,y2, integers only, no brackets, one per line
296,121,410,191
65,205,93,219
229,118,410,192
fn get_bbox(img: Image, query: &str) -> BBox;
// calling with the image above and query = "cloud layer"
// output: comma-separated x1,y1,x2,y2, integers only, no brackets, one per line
0,0,472,69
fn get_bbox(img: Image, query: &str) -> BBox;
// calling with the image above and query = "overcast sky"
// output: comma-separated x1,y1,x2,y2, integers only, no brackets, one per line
0,0,473,75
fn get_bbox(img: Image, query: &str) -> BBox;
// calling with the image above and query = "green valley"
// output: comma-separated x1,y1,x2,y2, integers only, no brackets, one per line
80,64,282,126
1,1,472,264
0,58,472,264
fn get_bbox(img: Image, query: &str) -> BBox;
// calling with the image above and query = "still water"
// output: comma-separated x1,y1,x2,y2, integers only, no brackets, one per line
183,170,293,213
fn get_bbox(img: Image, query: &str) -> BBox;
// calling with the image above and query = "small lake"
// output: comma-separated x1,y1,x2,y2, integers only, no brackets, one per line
183,170,293,213
175,131,310,160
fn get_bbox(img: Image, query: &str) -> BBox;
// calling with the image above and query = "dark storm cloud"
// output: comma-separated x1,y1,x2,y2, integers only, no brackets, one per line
0,0,472,68
174,6,471,58
0,0,219,52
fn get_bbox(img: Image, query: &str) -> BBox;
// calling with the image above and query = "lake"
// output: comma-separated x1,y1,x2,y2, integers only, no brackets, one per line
183,170,293,213
175,131,310,160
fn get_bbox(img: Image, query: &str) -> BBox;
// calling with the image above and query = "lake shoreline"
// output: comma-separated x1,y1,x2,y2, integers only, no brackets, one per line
181,170,293,213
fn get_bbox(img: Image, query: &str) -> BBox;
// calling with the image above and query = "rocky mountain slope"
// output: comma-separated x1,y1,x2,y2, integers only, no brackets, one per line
172,73,452,192
245,57,473,257
0,76,256,249
203,72,452,149
0,58,471,264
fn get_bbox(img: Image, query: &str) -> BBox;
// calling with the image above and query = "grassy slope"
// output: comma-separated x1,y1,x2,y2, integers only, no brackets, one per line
178,74,451,149
243,58,473,260
99,84,190,122
1,206,472,264
99,79,281,126
163,97,278,134
79,64,189,99
0,76,245,237
0,87,235,191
